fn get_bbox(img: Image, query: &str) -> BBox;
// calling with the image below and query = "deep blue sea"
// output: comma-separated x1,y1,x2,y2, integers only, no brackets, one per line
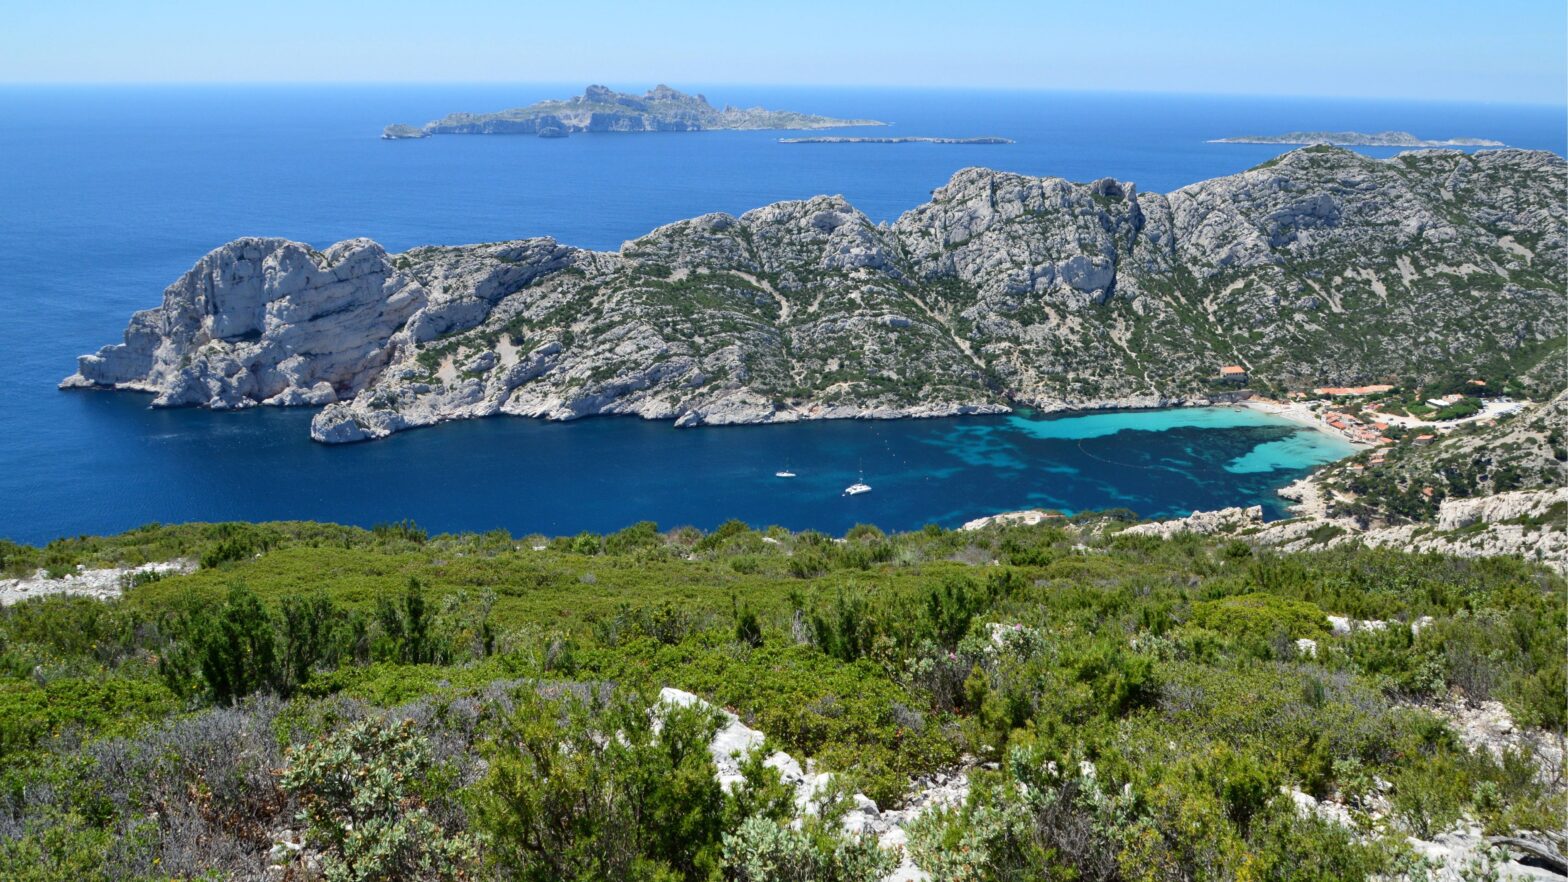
1,85,1560,544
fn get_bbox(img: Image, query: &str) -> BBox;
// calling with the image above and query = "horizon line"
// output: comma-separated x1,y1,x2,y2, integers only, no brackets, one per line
0,80,1561,110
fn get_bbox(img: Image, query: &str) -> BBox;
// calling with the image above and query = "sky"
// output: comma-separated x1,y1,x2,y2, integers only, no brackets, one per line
3,0,1564,104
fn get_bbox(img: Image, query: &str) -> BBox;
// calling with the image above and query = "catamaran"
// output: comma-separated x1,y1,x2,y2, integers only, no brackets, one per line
843,481,871,495
775,470,797,478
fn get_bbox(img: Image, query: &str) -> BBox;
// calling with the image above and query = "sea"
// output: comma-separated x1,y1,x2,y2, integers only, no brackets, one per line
1,85,1561,544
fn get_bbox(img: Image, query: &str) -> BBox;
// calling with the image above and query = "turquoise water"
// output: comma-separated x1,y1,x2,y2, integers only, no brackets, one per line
0,85,1554,543
2,393,1354,543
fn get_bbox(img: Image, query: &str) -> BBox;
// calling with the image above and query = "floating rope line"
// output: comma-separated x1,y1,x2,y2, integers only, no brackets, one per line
1074,439,1180,471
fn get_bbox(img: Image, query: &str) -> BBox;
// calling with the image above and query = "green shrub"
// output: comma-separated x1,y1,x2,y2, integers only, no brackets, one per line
469,686,731,881
722,815,893,882
199,584,282,704
280,716,474,881
1189,592,1330,640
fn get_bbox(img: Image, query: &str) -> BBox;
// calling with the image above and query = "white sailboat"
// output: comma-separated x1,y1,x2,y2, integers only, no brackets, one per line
775,469,797,478
843,465,871,495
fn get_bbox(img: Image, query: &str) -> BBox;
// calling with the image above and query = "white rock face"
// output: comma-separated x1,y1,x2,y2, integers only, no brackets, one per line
960,509,1065,531
62,238,422,408
1437,487,1568,531
63,237,573,417
1122,505,1264,538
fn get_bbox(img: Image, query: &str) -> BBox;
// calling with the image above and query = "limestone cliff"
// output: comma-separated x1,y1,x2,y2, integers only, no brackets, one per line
65,147,1567,444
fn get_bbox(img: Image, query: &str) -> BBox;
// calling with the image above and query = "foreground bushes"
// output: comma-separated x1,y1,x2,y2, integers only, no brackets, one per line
470,685,889,882
0,518,1561,881
471,687,733,880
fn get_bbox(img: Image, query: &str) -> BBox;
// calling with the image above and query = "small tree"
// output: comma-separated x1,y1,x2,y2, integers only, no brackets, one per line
280,717,473,882
374,577,436,664
199,584,280,704
279,592,341,692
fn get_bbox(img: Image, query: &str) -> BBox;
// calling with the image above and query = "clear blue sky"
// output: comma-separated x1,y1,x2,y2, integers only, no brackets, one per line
4,0,1564,104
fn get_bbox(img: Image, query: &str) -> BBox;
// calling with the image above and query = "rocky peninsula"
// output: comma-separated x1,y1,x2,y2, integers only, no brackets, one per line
778,136,1013,145
64,146,1566,445
1213,130,1505,147
383,84,885,139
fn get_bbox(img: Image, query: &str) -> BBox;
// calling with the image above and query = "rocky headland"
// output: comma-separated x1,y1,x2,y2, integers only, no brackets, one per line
65,146,1567,445
382,84,885,139
1214,130,1506,147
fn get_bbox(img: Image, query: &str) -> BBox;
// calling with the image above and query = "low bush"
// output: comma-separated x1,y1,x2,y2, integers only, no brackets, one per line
281,716,474,882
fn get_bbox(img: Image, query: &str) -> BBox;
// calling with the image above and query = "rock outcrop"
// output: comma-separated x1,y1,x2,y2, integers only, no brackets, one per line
0,560,195,606
960,509,1066,530
660,687,968,882
1438,486,1568,532
1093,484,1568,572
67,147,1568,445
63,238,420,409
1122,505,1264,538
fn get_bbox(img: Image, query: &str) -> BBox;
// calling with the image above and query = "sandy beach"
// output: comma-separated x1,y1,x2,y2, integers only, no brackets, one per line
1237,397,1373,447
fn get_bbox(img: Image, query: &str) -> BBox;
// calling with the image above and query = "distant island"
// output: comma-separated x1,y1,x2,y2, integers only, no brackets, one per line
382,84,885,139
1213,130,1505,147
779,136,1013,145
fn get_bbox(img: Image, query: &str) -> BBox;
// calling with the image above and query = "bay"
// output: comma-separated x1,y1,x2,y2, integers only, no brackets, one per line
0,84,1558,542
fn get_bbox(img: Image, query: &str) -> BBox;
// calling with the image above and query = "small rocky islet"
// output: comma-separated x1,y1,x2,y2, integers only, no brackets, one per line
65,145,1565,446
778,136,1013,145
1213,130,1506,147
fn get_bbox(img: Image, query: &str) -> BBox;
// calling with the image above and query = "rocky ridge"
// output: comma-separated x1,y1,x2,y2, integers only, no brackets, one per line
65,147,1568,445
384,84,884,138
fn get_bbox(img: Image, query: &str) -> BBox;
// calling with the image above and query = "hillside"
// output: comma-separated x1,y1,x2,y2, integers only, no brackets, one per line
0,517,1563,880
383,84,885,138
63,146,1568,444
1310,389,1568,524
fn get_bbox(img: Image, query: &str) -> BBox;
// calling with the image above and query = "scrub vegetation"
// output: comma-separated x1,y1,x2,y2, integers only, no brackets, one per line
0,517,1562,880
